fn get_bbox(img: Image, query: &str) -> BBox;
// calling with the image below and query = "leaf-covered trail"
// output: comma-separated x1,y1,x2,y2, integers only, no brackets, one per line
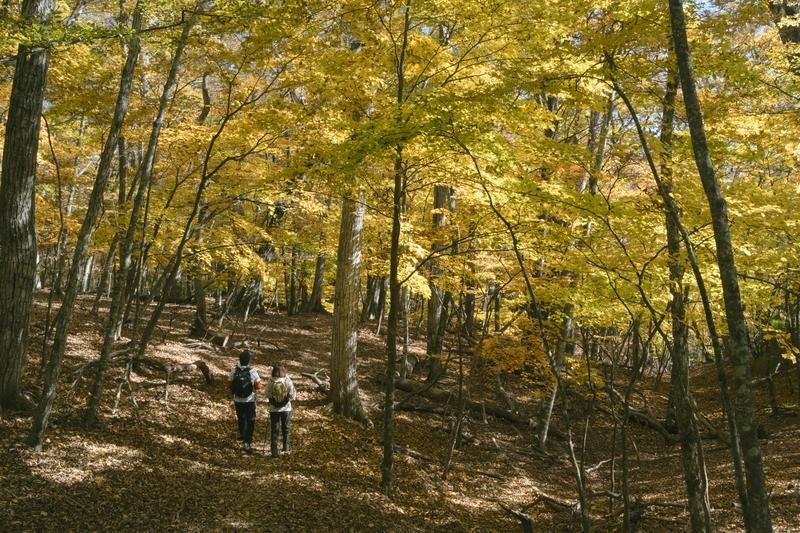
1,295,800,531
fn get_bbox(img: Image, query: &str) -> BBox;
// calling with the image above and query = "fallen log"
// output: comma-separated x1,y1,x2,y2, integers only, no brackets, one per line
301,370,330,396
499,503,533,533
132,357,213,401
389,378,560,435
184,341,216,352
393,445,504,480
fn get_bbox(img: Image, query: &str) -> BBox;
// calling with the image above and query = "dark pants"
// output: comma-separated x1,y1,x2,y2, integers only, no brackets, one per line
270,410,292,457
235,401,256,445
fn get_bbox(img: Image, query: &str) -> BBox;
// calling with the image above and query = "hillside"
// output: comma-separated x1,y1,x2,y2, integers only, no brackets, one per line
1,295,799,531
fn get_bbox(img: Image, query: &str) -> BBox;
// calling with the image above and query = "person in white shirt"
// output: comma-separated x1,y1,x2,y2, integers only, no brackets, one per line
229,351,262,452
267,364,296,457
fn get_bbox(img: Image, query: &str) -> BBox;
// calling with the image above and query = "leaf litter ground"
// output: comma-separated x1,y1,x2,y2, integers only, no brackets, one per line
1,293,799,531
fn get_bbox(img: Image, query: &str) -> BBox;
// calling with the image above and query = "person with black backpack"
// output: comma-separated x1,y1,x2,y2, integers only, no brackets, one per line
267,364,296,458
229,350,262,452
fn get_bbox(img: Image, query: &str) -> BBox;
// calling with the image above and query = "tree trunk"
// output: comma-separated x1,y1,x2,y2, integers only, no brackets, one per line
330,194,369,421
52,183,77,297
382,147,405,496
305,253,327,313
361,275,383,321
288,246,298,315
92,234,119,315
133,45,268,365
400,287,411,379
191,218,209,336
667,197,712,531
539,304,573,451
84,9,198,426
382,6,411,494
28,3,143,446
0,0,55,409
669,3,772,529
659,70,713,531
426,184,454,382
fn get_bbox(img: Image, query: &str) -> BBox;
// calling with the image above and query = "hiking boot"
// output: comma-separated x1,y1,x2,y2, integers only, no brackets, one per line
243,442,252,453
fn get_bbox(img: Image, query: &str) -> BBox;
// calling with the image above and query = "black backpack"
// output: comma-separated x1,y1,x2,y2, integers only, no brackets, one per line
232,366,253,398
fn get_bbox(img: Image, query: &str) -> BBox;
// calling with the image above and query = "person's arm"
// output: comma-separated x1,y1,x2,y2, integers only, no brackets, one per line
252,370,263,391
289,378,296,401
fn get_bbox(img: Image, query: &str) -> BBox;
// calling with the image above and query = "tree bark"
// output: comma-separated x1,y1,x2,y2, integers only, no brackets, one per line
661,69,712,532
28,3,143,447
669,2,772,529
612,65,751,528
0,0,55,409
426,183,453,382
84,9,199,426
305,253,327,313
330,194,370,422
382,147,405,496
382,4,411,495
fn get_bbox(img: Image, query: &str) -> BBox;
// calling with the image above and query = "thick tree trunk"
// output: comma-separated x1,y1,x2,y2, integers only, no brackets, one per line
361,275,384,321
28,3,143,447
80,255,95,293
330,195,369,421
669,3,772,529
0,0,55,409
305,254,327,313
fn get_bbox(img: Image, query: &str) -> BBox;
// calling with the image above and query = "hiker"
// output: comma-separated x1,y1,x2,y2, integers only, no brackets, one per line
229,350,262,452
267,364,296,458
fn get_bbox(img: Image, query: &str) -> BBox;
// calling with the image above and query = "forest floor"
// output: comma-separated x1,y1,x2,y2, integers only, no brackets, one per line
1,292,800,532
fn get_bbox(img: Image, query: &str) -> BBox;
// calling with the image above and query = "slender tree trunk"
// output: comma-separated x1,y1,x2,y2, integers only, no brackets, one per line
426,184,454,382
53,182,77,297
613,62,751,528
84,10,198,426
382,147,405,496
400,287,410,379
539,304,573,450
28,3,143,446
382,4,411,495
133,52,268,364
659,70,712,531
669,3,772,529
0,0,56,409
191,217,209,336
288,246,298,315
330,195,369,421
668,210,712,531
92,234,119,315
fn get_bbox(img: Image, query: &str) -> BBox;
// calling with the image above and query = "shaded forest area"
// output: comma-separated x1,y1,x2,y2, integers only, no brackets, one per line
2,0,800,531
